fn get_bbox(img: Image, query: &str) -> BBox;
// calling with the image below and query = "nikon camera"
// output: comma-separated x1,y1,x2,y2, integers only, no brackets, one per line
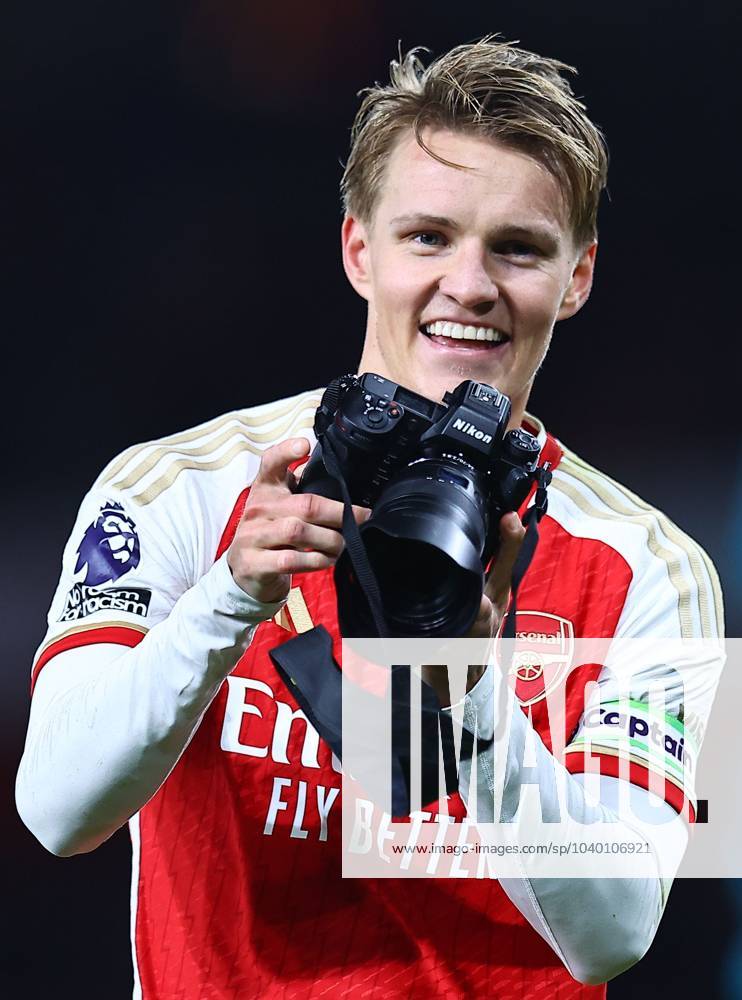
297,373,541,637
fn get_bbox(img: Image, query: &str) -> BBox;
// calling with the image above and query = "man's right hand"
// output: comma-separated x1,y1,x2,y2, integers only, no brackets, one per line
227,437,370,605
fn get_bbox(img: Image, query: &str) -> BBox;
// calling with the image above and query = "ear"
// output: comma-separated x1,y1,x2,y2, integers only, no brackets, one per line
341,215,372,302
557,241,597,321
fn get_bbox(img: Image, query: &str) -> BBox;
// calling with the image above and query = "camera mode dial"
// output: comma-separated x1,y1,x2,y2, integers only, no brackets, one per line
361,395,402,430
502,428,540,463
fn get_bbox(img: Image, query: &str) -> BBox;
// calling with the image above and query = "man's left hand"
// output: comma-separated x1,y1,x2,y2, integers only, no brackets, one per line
421,511,525,706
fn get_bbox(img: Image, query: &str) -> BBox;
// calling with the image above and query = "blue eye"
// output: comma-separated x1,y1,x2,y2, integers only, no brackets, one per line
497,241,538,257
412,232,444,247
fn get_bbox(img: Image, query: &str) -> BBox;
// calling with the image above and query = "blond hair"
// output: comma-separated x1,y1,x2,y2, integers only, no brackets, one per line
341,37,609,250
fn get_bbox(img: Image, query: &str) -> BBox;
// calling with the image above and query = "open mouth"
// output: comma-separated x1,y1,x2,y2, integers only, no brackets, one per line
420,321,510,350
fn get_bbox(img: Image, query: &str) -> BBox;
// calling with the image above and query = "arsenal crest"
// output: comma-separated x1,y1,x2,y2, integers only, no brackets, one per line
498,611,575,706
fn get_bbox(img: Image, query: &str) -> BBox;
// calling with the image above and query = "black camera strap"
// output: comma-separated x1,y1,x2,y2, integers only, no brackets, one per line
319,433,390,639
501,463,552,642
269,627,462,816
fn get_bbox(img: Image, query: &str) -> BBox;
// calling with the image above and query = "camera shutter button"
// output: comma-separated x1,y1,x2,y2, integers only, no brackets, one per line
364,408,386,426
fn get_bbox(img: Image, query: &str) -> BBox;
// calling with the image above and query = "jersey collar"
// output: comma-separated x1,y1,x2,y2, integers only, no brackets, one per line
522,412,563,472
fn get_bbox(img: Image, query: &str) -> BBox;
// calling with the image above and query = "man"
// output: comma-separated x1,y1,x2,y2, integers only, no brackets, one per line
16,38,723,998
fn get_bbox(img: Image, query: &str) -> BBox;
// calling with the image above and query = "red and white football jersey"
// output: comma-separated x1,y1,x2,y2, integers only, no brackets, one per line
32,388,723,1000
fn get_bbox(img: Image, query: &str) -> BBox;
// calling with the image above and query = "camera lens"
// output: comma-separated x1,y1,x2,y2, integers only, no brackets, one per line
334,459,488,637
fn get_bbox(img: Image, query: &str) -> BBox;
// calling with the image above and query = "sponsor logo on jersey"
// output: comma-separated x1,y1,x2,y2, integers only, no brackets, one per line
74,500,140,585
220,673,342,842
58,583,152,622
498,611,575,706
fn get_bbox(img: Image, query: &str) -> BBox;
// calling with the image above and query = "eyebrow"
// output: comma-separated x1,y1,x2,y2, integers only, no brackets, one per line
390,213,458,230
389,213,563,254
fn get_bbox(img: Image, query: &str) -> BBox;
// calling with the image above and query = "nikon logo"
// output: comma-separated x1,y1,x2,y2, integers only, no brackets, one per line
452,418,493,444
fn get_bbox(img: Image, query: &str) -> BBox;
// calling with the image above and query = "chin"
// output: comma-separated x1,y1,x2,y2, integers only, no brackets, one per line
427,367,510,401
410,372,468,404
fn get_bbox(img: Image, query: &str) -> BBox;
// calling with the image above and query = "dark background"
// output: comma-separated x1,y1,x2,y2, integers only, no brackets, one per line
3,1,741,997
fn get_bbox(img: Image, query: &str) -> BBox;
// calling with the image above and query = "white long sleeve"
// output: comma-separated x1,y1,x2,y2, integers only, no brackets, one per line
450,664,687,985
16,554,285,857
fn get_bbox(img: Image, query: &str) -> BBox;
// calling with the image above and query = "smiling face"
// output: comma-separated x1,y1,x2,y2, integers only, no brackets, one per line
342,128,597,424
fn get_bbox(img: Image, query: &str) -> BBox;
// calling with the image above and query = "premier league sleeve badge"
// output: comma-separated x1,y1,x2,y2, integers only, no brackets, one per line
73,501,141,585
58,501,151,623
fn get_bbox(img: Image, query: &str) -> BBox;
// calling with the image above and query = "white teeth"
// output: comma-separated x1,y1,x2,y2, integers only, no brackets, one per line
424,321,506,343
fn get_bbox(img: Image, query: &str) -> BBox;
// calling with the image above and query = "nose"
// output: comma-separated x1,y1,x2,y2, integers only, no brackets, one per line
438,242,499,315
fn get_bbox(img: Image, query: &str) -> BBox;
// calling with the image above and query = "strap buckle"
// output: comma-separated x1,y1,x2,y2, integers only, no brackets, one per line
533,462,552,522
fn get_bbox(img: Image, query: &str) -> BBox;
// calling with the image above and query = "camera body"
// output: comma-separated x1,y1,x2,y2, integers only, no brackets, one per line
298,373,541,637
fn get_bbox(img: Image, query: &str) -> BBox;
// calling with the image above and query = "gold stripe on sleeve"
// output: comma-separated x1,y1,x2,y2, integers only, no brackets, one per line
133,417,314,505
112,405,316,493
34,620,150,665
556,451,719,638
99,390,322,488
563,449,721,637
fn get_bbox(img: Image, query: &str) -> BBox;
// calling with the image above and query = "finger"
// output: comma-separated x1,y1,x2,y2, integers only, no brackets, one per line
248,547,337,578
352,504,372,525
465,594,496,639
256,518,346,559
278,492,371,531
484,512,526,609
254,438,311,490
